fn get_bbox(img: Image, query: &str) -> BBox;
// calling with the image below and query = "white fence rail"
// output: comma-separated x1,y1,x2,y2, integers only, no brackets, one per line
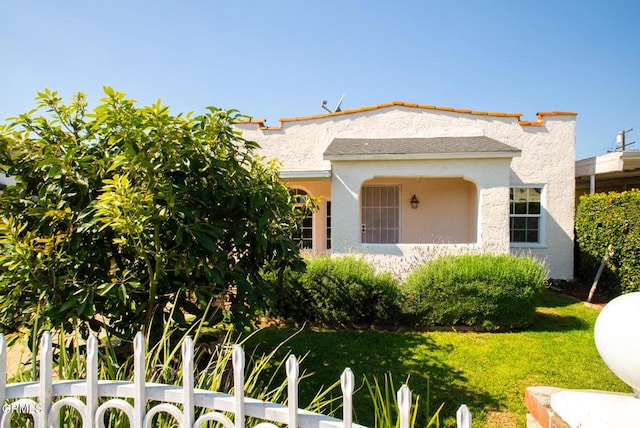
0,332,472,427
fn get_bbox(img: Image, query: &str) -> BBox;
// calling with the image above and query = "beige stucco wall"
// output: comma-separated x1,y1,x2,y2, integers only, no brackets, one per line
237,105,576,279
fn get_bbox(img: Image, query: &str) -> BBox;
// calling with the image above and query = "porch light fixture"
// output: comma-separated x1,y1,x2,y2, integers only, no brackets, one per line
410,194,419,209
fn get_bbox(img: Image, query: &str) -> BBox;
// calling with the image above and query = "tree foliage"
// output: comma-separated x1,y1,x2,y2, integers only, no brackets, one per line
0,88,305,341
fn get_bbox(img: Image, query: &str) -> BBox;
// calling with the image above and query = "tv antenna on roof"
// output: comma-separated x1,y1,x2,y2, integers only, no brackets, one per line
321,94,345,113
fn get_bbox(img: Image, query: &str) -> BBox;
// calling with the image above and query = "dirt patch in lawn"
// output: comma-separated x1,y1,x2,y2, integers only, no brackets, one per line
484,411,519,427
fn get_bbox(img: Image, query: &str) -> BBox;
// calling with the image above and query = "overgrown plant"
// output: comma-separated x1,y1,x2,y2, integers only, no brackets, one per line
0,88,306,344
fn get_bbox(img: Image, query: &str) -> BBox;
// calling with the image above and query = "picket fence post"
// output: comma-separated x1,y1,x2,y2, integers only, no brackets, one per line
397,385,411,428
133,332,145,428
286,355,299,428
340,368,354,427
39,332,52,428
87,335,98,424
0,335,5,415
182,336,195,427
233,345,245,428
457,404,472,428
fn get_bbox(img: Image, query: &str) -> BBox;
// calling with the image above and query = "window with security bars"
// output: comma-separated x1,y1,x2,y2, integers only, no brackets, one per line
361,185,400,244
510,187,542,243
291,189,313,249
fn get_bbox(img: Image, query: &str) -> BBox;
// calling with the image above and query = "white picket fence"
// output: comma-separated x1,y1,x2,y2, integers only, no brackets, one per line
0,331,472,427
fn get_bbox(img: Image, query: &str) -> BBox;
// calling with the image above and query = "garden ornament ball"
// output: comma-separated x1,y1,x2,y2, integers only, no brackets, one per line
594,292,640,396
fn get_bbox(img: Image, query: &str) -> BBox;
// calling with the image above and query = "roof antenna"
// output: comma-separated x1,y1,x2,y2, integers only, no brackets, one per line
321,94,346,113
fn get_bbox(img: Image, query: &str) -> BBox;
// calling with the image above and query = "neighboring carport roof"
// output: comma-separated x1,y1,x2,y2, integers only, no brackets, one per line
323,136,521,160
575,150,640,193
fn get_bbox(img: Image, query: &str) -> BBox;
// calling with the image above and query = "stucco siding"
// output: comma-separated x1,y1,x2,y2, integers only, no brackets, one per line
505,117,576,280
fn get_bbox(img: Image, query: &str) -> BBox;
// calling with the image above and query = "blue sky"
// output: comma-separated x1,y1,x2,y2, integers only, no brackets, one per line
2,1,639,159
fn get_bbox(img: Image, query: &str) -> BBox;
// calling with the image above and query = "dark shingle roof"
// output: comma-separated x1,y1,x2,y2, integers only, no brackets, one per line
323,136,520,158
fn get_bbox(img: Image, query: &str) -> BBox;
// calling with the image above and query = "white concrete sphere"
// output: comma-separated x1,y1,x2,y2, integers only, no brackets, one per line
594,292,640,392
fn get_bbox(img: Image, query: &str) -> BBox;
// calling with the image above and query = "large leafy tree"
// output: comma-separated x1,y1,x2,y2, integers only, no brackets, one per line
0,88,304,342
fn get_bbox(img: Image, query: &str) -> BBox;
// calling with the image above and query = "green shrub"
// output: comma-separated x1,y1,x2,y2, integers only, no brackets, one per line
402,254,547,330
267,256,401,325
575,190,640,295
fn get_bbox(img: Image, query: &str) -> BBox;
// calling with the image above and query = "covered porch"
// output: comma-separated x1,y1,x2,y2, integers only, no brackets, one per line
323,136,521,276
360,176,477,244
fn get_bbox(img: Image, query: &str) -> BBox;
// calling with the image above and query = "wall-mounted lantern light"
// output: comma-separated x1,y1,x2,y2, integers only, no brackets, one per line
410,194,420,209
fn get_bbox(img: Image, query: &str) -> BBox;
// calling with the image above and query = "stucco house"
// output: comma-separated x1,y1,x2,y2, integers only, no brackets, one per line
236,101,577,280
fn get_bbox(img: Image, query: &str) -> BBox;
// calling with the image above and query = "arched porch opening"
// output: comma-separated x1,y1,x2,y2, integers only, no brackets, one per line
360,176,478,244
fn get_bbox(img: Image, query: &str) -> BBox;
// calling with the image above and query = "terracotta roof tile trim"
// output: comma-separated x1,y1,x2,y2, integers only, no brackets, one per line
235,101,577,130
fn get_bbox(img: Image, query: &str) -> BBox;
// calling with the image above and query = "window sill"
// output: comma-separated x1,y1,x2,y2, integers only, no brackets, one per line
510,243,547,249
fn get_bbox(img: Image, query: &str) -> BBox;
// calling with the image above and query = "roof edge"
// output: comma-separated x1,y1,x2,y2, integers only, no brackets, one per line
235,101,577,130
518,111,578,127
324,151,522,161
279,170,332,179
576,150,640,177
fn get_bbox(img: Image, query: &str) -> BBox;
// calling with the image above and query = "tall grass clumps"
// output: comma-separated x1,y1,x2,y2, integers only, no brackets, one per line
268,256,401,326
403,254,547,330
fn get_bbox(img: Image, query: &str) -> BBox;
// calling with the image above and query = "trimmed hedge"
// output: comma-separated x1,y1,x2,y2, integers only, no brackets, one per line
575,190,640,294
267,256,401,325
402,254,547,330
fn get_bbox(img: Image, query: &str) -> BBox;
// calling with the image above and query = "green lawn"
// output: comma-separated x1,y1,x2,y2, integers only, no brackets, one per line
243,291,628,427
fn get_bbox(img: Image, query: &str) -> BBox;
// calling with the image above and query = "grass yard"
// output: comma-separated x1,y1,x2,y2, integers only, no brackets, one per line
243,291,628,427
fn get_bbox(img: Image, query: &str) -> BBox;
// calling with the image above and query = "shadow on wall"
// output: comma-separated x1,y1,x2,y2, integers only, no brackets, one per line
510,207,574,281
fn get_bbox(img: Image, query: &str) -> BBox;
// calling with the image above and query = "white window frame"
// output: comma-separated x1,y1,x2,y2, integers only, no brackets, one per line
360,184,401,244
509,184,546,248
326,199,332,251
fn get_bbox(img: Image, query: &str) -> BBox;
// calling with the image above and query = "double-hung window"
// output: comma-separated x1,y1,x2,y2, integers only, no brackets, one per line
510,187,542,244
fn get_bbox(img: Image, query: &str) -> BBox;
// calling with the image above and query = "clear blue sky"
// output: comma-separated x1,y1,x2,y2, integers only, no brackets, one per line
2,1,639,159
